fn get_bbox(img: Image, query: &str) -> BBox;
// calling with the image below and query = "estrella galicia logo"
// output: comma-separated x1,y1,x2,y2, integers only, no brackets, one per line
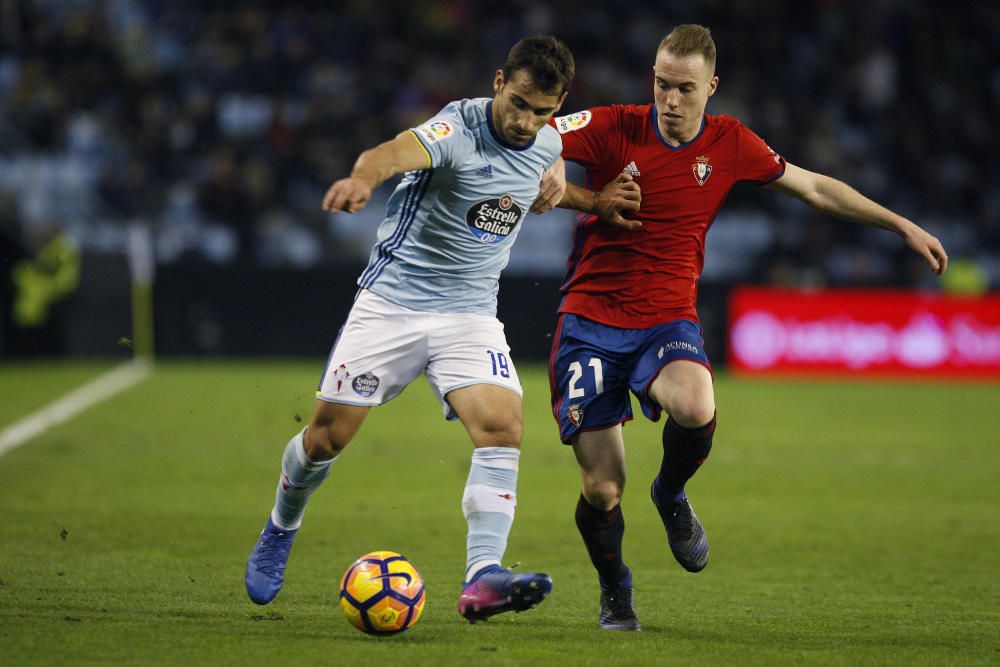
352,372,379,397
465,194,522,244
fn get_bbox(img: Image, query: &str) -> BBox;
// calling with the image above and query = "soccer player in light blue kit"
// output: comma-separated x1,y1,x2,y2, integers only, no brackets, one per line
245,36,574,623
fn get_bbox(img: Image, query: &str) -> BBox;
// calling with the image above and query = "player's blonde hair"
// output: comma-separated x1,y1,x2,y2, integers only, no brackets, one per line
658,25,716,74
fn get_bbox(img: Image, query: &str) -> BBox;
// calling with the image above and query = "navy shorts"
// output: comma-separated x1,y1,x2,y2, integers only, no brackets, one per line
548,314,711,444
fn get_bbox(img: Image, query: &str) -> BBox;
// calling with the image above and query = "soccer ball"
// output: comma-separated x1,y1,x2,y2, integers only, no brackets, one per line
339,551,425,635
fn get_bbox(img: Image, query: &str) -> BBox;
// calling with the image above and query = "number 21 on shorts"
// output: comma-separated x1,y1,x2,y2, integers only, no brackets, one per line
567,357,603,398
487,350,511,378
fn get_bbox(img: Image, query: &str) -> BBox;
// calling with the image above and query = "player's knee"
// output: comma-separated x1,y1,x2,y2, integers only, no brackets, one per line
668,394,716,429
303,424,349,460
583,479,623,511
471,409,522,447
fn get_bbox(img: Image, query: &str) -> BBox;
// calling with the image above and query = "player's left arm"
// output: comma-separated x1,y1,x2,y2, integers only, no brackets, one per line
531,157,567,214
767,162,948,275
322,131,430,213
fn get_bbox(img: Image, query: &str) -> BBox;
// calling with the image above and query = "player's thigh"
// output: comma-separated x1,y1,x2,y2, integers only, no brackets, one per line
315,290,428,408
629,319,714,425
424,312,522,425
549,315,633,444
572,425,626,508
648,360,715,427
446,383,523,448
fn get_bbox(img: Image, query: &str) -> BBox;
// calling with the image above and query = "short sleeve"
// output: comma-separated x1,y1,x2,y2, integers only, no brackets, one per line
736,123,786,184
410,105,476,170
549,106,617,170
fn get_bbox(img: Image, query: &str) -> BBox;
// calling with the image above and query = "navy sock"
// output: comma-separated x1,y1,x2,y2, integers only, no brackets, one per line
655,415,716,502
575,494,629,587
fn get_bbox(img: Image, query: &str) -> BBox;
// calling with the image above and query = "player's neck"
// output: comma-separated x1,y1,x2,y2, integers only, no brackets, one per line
658,120,700,147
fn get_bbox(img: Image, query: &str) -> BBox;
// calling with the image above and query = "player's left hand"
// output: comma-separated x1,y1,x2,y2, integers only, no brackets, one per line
902,223,949,275
531,157,566,214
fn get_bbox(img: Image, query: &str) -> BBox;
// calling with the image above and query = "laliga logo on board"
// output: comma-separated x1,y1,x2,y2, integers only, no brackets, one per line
730,311,957,370
692,155,712,186
555,110,592,134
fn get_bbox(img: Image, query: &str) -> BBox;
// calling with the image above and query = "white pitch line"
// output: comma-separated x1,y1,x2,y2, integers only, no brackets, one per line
0,359,152,457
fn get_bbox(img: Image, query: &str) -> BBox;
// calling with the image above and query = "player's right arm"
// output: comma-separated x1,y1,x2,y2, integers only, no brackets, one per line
560,176,642,230
322,131,430,213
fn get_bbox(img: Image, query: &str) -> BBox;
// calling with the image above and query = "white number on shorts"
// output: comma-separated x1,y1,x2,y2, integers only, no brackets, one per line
567,357,604,398
487,350,510,378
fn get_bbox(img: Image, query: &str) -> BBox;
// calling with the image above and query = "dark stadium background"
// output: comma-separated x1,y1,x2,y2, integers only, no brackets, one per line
1,0,996,362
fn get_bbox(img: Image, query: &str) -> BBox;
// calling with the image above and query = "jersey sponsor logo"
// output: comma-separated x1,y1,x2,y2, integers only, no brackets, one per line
554,110,592,134
416,119,454,145
692,155,713,186
352,372,380,397
567,403,584,426
623,160,641,177
465,193,523,244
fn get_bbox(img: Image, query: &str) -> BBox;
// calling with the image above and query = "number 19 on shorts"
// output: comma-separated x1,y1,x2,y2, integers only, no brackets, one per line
487,350,511,378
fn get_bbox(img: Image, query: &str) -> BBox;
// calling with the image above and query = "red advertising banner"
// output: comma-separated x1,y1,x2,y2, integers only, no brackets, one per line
727,288,1000,379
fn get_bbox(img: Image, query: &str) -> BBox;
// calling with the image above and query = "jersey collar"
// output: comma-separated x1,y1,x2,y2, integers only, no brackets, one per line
486,100,536,151
650,106,705,151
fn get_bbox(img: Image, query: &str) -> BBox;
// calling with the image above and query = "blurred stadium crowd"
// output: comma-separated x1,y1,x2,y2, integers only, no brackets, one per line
1,0,997,288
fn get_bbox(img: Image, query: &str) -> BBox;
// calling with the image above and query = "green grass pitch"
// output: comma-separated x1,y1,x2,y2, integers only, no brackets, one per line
1,361,998,665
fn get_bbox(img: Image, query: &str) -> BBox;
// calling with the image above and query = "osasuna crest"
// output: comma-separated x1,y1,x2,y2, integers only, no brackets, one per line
692,155,712,186
567,404,584,426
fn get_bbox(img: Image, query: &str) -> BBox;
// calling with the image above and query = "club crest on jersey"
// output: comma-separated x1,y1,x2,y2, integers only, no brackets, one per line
352,372,379,397
692,156,712,186
554,110,592,134
567,404,584,426
465,193,522,244
415,119,453,145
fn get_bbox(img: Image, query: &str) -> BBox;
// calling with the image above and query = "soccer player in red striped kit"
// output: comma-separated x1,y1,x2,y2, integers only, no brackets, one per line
548,24,948,630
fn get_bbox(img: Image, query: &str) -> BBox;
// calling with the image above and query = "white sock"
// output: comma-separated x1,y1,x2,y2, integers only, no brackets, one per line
270,429,334,530
461,446,520,582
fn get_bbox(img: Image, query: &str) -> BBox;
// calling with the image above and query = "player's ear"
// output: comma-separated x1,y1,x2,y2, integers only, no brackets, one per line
707,75,719,97
494,70,505,95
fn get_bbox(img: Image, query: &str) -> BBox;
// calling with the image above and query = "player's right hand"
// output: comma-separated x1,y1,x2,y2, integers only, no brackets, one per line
596,173,642,230
322,177,373,213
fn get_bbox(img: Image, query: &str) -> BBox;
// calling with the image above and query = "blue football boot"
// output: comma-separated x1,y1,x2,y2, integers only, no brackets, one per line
651,479,709,573
245,517,298,604
599,568,640,631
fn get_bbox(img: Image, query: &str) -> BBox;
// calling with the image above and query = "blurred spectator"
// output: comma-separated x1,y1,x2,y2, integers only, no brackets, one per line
0,0,995,287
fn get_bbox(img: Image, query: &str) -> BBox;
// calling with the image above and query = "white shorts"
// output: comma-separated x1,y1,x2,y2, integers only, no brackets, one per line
316,289,522,419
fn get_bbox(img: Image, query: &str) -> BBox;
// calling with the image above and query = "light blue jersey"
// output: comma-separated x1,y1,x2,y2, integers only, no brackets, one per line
357,98,562,315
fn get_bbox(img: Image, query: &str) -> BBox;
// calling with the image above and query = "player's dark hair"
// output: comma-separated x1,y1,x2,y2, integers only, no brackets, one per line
659,24,717,74
502,36,575,96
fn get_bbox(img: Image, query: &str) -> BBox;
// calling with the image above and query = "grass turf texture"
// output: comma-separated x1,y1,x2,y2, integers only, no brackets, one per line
1,361,998,665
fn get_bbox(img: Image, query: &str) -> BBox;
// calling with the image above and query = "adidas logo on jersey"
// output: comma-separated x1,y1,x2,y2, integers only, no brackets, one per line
622,161,640,177
475,164,494,179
